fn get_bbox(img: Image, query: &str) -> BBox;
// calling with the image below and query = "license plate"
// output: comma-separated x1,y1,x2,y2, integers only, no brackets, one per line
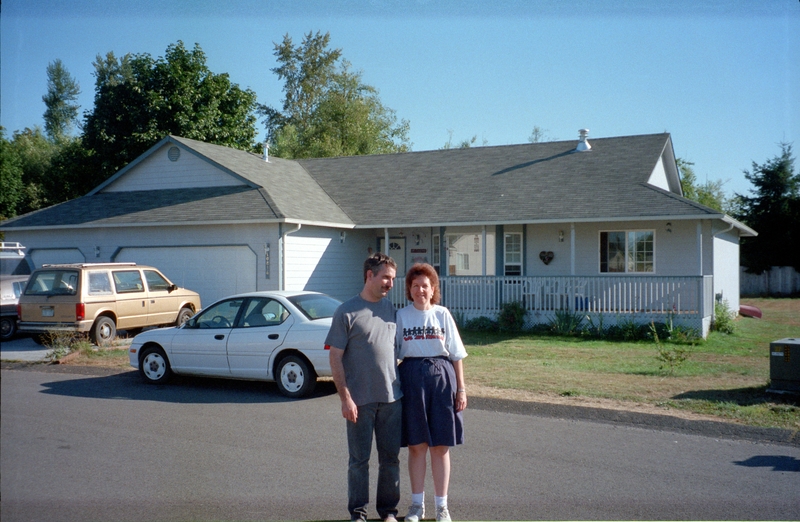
41,308,54,317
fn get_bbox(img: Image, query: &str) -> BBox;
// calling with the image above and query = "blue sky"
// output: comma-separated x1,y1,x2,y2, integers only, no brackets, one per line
2,0,798,198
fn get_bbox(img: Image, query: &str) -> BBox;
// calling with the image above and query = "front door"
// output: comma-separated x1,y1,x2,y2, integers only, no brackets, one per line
379,237,406,275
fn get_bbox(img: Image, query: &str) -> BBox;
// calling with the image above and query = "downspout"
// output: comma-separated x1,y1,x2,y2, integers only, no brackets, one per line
280,223,301,290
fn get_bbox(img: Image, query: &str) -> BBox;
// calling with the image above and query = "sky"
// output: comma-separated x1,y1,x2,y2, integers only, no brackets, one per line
2,0,798,198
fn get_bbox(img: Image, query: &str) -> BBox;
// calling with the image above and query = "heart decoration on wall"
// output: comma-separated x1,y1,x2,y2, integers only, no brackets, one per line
539,251,554,265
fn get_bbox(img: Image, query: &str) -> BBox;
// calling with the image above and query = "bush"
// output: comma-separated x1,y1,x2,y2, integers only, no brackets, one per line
464,316,499,332
713,299,736,334
497,301,527,332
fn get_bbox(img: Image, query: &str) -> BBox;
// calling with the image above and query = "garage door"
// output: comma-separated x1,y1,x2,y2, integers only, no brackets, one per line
116,246,257,306
30,248,85,268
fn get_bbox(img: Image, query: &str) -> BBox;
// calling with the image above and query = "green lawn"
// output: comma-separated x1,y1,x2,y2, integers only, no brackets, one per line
462,298,799,430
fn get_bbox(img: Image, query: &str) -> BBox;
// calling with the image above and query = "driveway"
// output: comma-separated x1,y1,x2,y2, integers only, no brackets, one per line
2,364,798,521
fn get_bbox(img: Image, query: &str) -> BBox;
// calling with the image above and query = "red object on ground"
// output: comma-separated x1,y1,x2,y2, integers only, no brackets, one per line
739,304,762,319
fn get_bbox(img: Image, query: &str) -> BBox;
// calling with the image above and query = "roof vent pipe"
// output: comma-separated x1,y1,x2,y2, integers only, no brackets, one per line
263,142,270,162
576,129,591,152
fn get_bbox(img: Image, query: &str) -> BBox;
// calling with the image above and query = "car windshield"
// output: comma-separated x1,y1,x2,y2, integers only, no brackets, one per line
287,293,341,320
24,270,79,296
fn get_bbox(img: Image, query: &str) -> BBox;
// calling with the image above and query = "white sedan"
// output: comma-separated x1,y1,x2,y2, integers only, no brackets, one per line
129,291,341,398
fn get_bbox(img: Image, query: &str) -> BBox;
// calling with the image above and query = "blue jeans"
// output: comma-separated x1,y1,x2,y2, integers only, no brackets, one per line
346,400,402,520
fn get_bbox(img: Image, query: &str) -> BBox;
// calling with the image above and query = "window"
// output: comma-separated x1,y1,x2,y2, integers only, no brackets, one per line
504,233,522,276
144,270,171,292
456,253,470,271
88,271,112,296
600,230,654,273
113,270,145,293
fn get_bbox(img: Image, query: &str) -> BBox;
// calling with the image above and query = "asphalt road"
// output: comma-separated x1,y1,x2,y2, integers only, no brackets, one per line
1,364,798,522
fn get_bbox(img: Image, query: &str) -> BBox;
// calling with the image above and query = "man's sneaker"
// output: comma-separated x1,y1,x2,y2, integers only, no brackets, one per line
435,505,451,522
406,503,425,522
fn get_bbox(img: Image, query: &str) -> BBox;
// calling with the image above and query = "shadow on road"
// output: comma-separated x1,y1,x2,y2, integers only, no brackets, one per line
734,455,800,472
38,370,338,404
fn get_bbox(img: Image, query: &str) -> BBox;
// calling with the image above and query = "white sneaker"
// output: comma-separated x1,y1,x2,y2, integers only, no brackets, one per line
406,503,425,522
435,505,451,522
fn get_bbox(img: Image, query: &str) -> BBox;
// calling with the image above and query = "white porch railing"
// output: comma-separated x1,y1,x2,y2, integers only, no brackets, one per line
389,275,714,335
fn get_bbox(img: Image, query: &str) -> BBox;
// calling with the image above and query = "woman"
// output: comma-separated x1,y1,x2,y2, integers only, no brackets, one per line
396,263,467,522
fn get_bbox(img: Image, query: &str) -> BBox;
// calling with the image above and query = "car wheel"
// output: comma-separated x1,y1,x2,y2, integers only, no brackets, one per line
90,316,116,346
275,355,316,398
175,307,194,326
0,316,17,341
139,346,172,384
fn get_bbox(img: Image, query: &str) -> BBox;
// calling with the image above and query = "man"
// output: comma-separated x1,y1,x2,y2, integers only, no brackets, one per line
326,253,402,522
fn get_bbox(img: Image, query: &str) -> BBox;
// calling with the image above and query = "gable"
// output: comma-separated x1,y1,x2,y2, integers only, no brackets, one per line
102,141,246,192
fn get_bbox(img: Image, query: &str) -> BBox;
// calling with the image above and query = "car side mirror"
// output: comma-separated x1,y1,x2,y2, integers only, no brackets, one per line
168,283,178,292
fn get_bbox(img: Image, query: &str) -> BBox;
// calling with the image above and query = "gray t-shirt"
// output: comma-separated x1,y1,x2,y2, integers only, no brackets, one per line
325,295,402,406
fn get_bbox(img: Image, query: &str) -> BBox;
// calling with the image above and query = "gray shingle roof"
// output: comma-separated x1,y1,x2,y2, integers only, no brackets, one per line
1,132,731,231
298,133,720,226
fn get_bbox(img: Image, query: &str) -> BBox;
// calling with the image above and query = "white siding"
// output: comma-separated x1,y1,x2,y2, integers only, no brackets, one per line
103,144,244,192
283,226,366,301
713,230,741,312
29,248,85,267
647,156,670,191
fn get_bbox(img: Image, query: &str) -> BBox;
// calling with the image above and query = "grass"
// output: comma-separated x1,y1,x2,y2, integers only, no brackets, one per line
462,298,799,430
50,298,799,430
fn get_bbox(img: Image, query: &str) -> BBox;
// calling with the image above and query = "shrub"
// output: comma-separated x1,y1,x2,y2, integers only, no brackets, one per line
464,316,499,332
497,301,527,332
549,309,585,336
712,299,736,334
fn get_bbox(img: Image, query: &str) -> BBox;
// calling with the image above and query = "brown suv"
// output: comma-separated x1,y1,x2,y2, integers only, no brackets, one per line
18,262,201,346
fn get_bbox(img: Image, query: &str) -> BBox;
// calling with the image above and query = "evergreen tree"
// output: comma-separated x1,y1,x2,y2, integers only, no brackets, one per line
42,60,81,142
733,144,800,272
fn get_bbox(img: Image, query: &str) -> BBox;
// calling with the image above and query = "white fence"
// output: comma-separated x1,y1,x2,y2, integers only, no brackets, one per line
389,275,713,335
740,266,800,296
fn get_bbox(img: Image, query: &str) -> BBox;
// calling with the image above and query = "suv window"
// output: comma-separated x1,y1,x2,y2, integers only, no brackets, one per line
88,271,113,296
24,269,79,296
113,270,145,294
144,270,171,292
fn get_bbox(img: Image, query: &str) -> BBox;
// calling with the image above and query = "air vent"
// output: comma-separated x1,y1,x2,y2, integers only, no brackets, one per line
168,146,181,162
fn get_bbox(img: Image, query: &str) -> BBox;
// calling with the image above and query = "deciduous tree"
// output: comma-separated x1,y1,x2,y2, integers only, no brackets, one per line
261,31,410,159
83,41,258,182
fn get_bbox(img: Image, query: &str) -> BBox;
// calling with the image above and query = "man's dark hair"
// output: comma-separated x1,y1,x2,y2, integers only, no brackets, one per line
363,252,397,282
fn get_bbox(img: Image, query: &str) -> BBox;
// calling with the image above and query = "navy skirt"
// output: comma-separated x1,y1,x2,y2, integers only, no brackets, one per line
399,357,464,447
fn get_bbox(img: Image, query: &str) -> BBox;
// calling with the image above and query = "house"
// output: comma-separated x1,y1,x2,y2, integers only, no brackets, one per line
0,130,756,337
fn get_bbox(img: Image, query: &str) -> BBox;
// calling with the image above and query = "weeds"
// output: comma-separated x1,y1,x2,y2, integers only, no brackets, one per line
549,309,585,335
713,299,736,334
42,330,94,362
650,321,690,375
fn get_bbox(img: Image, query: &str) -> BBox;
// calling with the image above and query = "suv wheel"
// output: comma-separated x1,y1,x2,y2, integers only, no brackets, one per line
90,316,116,346
0,316,17,341
175,307,194,326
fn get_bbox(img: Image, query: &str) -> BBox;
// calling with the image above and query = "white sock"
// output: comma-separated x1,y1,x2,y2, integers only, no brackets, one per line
435,495,447,508
411,492,424,506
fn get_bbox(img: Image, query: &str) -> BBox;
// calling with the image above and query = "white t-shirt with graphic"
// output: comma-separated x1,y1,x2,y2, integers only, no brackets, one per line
395,304,468,361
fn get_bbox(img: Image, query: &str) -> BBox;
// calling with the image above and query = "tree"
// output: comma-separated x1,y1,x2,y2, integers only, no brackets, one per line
0,128,24,221
4,127,56,215
528,126,553,143
42,60,81,142
677,158,729,212
82,41,258,183
260,31,410,159
733,144,800,272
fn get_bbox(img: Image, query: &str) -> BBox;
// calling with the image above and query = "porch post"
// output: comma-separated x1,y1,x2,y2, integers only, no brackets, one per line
570,222,576,276
696,222,703,275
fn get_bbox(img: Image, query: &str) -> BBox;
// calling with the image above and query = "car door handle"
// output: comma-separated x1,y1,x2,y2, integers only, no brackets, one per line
215,334,225,340
268,334,279,340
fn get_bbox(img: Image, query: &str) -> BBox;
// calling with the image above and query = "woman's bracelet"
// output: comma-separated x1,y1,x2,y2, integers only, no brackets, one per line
457,388,466,393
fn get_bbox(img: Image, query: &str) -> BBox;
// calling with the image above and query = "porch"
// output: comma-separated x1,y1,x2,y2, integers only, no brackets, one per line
388,275,714,337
